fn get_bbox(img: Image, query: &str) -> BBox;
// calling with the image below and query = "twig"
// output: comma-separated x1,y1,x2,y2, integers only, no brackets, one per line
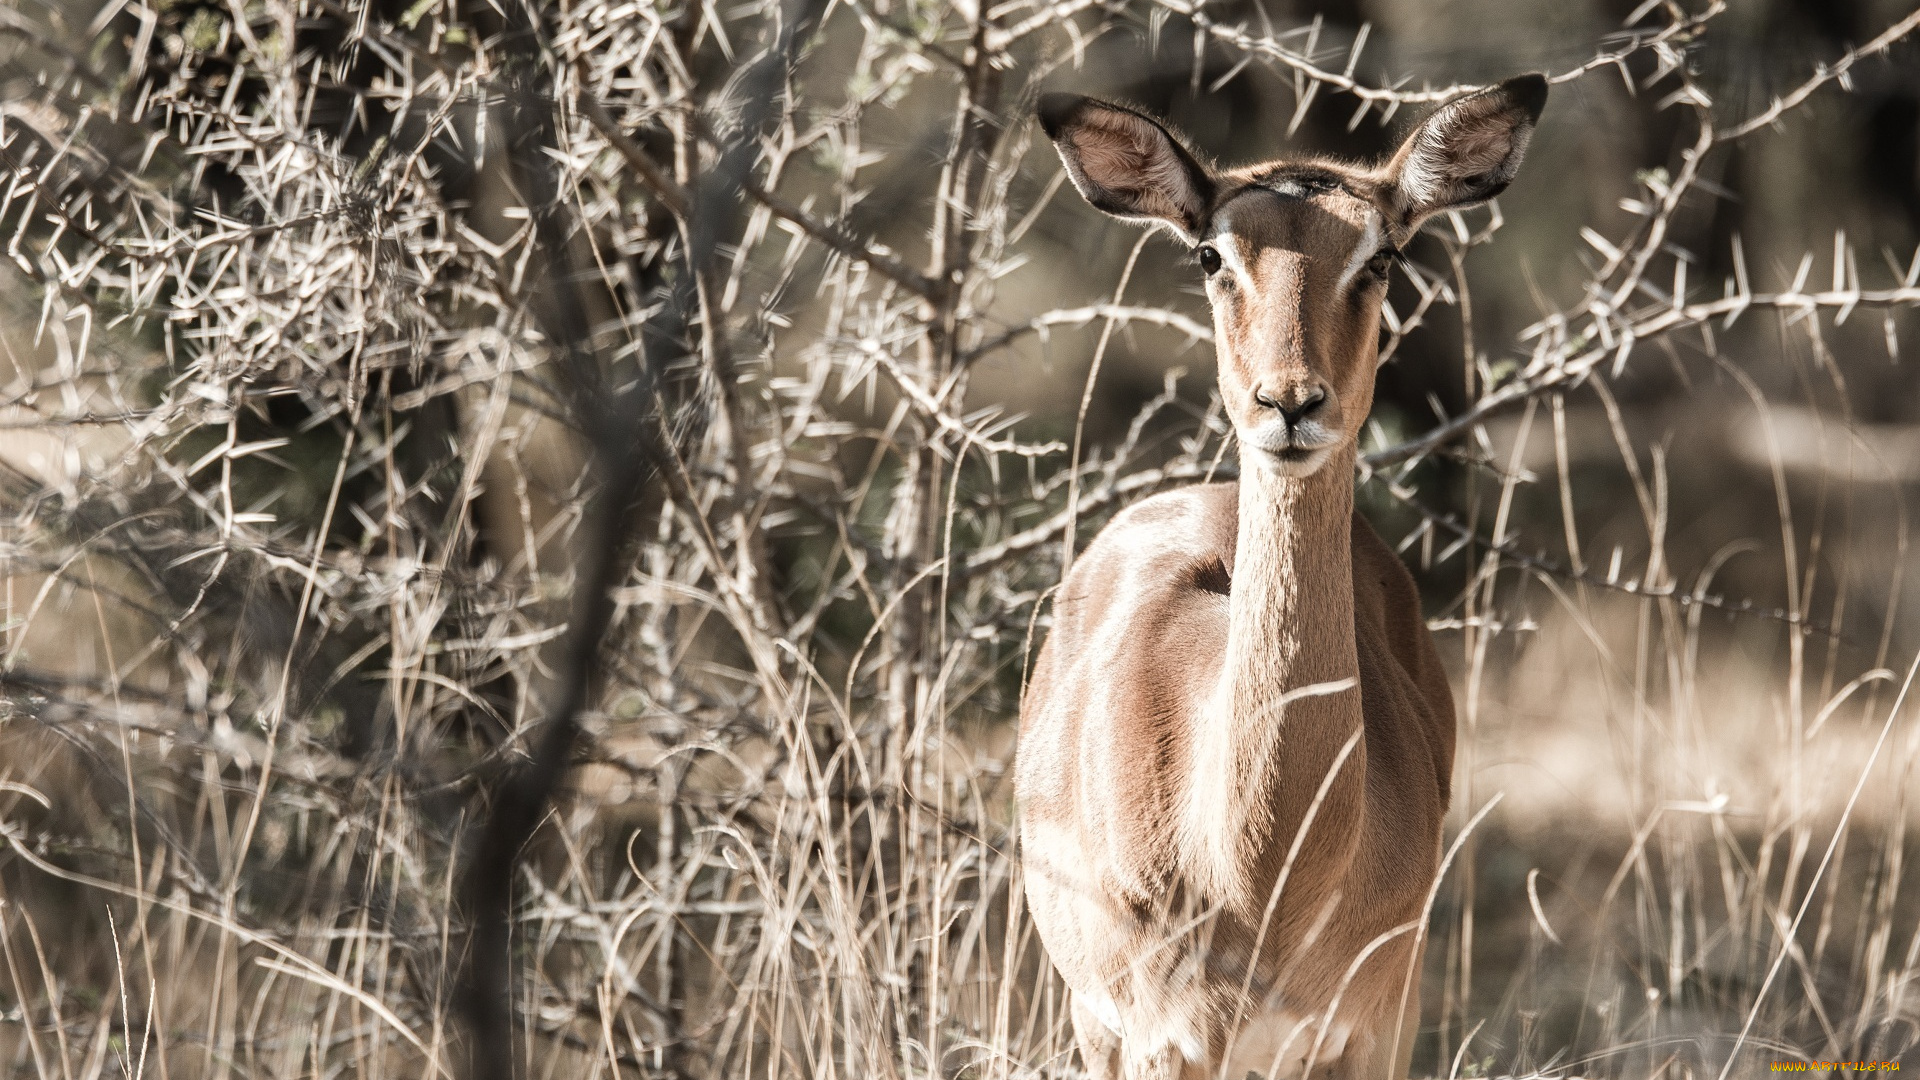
1157,0,1723,109
1716,8,1920,139
581,95,947,300
1372,478,1853,642
1366,285,1920,470
961,303,1213,365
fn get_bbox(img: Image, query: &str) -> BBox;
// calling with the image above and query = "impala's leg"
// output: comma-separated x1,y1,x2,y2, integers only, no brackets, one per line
1329,985,1421,1080
1070,995,1122,1080
1120,1041,1189,1080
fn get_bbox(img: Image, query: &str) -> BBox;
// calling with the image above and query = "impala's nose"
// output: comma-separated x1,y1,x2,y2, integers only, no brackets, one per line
1252,385,1328,429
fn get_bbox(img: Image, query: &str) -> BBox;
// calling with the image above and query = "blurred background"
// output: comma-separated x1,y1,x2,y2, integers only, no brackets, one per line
1,0,1919,1076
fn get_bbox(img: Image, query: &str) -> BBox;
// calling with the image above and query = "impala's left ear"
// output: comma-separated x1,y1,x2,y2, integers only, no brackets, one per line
1380,74,1547,230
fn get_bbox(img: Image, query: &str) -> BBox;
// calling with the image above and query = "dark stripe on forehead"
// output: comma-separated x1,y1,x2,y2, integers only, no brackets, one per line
1203,174,1371,239
1247,167,1362,201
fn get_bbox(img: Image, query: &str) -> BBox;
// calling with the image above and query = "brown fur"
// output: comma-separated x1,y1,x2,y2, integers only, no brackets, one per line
1019,78,1544,1080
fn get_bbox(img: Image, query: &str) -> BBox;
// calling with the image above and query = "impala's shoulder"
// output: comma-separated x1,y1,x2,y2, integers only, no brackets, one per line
1055,483,1237,615
1091,482,1237,554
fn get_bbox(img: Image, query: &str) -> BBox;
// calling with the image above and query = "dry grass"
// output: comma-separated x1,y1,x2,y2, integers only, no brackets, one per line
1,0,1919,1077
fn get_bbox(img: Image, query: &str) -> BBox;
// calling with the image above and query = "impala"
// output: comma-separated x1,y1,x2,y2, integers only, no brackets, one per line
1015,76,1546,1080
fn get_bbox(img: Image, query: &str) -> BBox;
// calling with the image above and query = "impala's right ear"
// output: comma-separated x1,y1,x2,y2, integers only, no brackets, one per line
1038,93,1215,244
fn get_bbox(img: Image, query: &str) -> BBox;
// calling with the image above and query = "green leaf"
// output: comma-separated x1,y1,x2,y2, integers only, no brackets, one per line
399,0,436,30
182,8,223,52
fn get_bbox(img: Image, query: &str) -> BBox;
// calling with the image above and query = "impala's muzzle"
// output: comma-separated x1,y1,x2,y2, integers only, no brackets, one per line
1242,380,1343,476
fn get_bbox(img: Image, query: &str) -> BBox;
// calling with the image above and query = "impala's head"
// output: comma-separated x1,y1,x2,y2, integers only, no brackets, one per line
1039,76,1546,478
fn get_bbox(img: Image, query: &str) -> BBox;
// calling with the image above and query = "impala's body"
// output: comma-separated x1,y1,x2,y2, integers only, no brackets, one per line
1016,78,1546,1080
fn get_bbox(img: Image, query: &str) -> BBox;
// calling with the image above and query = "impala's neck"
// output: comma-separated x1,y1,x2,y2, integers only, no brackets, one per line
1189,446,1367,907
1227,450,1361,703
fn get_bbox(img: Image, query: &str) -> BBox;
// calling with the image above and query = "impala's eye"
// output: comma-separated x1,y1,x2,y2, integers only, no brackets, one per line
1198,245,1222,276
1366,248,1398,281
